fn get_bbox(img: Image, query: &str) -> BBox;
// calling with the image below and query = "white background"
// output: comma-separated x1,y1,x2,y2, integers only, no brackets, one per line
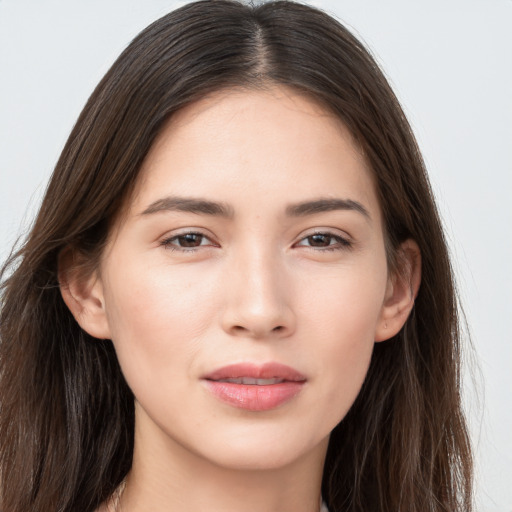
0,1,511,510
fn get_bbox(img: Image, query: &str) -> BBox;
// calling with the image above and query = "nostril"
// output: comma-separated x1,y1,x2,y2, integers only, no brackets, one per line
230,324,285,336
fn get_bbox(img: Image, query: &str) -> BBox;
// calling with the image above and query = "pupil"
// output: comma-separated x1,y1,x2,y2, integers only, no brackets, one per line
179,234,202,247
309,234,330,246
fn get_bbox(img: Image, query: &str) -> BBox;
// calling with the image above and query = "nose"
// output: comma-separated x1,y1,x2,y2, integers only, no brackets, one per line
220,247,296,340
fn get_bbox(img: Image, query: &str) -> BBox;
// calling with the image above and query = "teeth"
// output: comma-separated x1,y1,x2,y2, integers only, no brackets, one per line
218,377,284,385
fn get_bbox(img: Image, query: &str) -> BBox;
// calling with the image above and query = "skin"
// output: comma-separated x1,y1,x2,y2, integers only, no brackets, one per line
62,86,420,512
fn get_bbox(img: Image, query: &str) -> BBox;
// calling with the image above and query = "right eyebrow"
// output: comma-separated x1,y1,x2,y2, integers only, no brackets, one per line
139,196,234,218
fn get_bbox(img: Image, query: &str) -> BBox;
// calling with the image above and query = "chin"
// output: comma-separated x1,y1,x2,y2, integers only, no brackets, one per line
185,425,330,472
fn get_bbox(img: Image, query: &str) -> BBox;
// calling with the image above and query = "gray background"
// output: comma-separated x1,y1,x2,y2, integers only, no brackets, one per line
0,1,511,510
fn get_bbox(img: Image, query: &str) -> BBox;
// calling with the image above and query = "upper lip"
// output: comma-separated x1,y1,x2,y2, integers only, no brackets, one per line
203,362,306,382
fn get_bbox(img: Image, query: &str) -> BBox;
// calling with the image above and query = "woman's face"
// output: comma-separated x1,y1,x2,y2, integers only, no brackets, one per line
94,86,393,470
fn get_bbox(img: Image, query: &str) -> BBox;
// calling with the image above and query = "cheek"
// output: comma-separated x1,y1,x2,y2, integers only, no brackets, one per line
301,257,387,345
313,301,377,376
299,262,386,419
101,259,218,386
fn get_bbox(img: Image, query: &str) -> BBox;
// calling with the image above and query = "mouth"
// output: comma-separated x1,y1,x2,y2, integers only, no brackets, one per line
215,377,287,385
202,362,306,411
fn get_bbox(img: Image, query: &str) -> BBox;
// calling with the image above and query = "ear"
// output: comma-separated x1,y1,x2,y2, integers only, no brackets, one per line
374,239,421,342
58,248,111,340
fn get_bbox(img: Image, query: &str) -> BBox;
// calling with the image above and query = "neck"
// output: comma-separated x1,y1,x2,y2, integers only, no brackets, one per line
118,405,328,512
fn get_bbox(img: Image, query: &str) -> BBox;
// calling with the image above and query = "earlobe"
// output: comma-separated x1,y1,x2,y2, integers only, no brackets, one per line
58,248,111,340
375,239,421,342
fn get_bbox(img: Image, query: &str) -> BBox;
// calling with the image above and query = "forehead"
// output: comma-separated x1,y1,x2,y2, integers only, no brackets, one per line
128,86,380,221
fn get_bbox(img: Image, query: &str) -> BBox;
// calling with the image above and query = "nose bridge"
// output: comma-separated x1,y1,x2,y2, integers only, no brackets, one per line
222,239,295,338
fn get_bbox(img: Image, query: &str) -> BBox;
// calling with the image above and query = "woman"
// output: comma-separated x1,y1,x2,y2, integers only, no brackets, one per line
0,1,472,511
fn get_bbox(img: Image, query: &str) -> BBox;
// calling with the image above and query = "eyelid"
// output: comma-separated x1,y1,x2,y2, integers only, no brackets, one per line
293,229,353,250
159,228,219,251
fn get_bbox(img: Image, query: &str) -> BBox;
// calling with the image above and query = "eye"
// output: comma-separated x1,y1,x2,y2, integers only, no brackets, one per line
295,232,352,251
160,231,216,251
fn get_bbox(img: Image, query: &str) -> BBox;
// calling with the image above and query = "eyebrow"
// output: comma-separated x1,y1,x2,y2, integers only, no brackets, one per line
285,198,370,220
140,196,234,217
140,195,370,220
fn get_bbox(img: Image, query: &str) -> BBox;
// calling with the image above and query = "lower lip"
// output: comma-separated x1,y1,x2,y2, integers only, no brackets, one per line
203,381,305,411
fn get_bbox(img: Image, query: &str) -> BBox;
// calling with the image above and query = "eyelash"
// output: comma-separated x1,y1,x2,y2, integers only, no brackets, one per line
160,230,353,253
295,231,353,251
160,231,215,252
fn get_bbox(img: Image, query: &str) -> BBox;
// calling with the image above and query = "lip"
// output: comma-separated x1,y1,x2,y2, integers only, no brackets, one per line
202,362,306,411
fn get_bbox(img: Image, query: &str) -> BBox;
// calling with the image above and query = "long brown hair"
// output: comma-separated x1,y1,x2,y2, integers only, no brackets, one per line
0,1,472,511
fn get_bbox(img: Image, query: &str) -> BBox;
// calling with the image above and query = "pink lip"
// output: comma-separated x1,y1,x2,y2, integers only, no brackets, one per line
202,363,306,411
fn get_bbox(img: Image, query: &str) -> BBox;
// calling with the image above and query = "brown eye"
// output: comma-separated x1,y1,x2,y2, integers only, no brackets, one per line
296,231,352,251
176,233,205,247
161,232,214,251
307,234,333,247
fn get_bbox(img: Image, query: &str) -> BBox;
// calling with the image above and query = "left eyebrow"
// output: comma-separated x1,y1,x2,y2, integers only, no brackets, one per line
285,198,371,220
